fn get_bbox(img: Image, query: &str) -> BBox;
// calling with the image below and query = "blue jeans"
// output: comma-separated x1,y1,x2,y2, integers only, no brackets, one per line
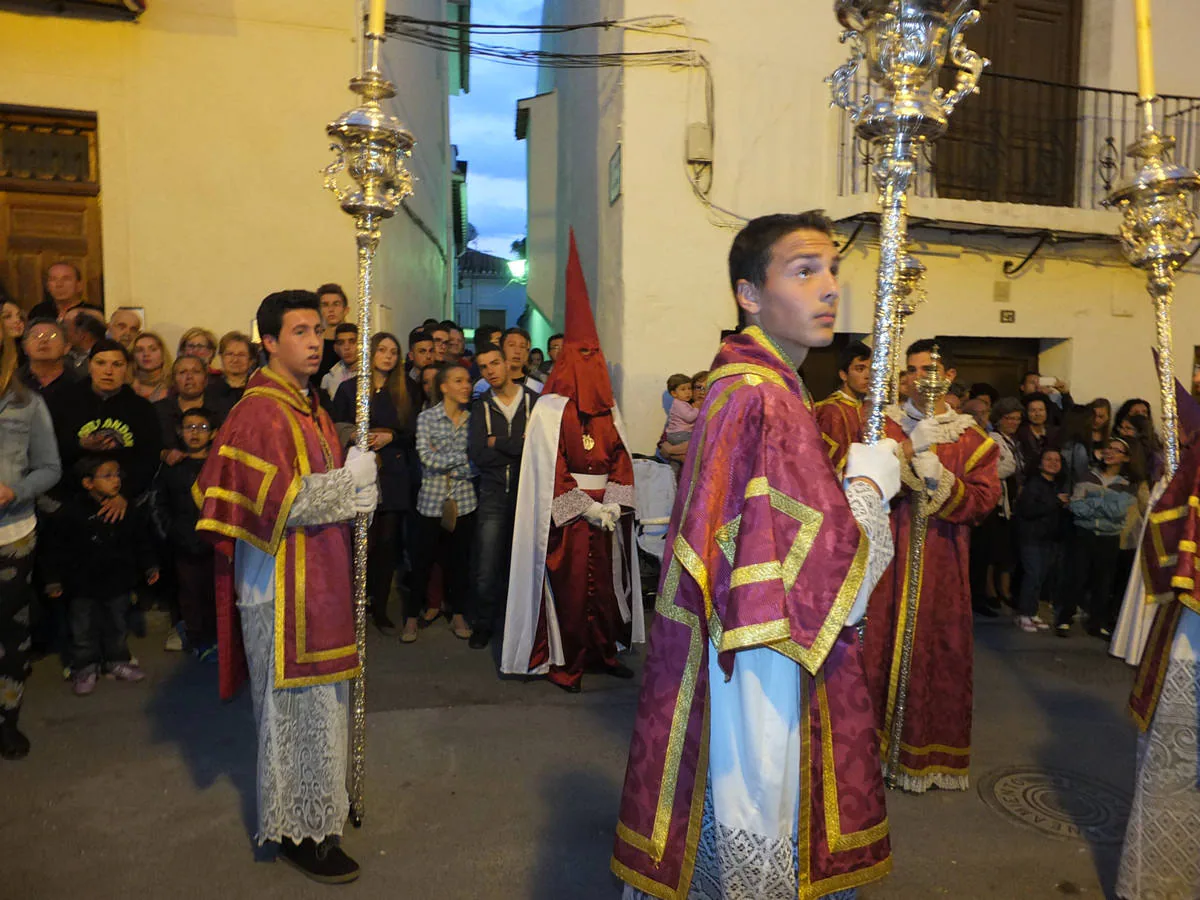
69,592,133,674
470,489,517,633
1017,541,1061,616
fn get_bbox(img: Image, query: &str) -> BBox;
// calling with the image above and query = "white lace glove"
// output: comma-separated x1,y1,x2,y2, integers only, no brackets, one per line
912,450,944,491
844,439,901,502
344,447,378,488
582,501,611,530
601,503,622,529
909,416,940,454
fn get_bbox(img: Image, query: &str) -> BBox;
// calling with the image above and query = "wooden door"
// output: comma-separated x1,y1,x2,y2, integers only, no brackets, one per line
935,0,1084,207
0,192,103,311
800,334,855,402
938,336,1041,397
0,105,103,311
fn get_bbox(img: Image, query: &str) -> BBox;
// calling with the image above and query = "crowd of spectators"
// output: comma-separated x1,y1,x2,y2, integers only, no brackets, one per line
0,265,571,760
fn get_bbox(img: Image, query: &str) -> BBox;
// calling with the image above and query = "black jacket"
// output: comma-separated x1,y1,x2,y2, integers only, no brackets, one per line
44,492,159,599
332,378,415,512
468,386,538,499
155,455,208,555
1015,473,1070,544
48,381,163,500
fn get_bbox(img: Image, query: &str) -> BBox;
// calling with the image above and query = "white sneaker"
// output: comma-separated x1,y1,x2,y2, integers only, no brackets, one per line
1015,616,1038,634
163,626,183,652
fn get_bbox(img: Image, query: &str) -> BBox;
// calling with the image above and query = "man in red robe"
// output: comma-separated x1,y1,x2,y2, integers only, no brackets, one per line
815,340,871,476
502,232,644,693
863,339,1000,793
613,213,901,900
194,290,378,882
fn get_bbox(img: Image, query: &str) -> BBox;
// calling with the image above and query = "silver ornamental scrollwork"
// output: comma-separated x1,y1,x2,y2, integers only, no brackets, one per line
935,9,986,116
828,29,869,123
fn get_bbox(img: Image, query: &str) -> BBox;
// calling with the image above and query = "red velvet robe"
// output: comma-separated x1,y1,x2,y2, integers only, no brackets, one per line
863,409,1000,789
814,389,864,478
194,367,358,700
613,327,890,900
530,400,636,688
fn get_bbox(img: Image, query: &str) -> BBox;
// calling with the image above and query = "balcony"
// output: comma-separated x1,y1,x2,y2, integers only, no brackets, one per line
834,71,1200,233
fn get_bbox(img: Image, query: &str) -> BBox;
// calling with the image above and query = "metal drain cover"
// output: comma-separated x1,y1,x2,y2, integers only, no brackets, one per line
977,767,1131,844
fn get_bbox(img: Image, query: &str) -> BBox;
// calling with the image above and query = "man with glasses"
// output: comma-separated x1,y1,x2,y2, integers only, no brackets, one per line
20,319,80,404
428,323,450,364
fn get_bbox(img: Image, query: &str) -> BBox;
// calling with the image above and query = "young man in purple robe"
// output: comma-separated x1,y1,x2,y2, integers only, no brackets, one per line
613,212,900,900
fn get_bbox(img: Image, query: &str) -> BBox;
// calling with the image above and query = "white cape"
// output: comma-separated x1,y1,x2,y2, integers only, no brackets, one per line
501,393,645,675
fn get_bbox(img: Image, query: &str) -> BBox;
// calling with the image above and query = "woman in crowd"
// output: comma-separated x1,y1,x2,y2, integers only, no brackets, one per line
1013,447,1068,632
333,332,414,637
1090,398,1112,465
691,370,709,408
407,363,476,643
2,300,26,342
1058,436,1140,638
1016,392,1055,476
176,327,219,375
1115,405,1164,485
0,330,62,759
208,330,254,415
130,332,173,403
1058,404,1097,493
974,397,1023,615
154,356,212,466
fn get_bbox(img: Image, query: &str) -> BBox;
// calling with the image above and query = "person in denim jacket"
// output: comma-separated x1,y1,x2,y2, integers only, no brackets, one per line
0,336,62,759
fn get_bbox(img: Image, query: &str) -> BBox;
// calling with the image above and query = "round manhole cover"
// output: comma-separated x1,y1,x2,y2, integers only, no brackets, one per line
977,767,1131,844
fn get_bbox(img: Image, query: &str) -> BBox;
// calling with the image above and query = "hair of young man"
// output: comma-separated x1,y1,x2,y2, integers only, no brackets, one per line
905,338,955,371
256,290,321,343
667,373,691,394
316,283,348,305
948,381,968,400
502,326,531,345
1022,391,1051,410
837,340,871,375
75,313,108,343
728,211,835,329
422,318,439,328
89,338,129,361
475,343,503,365
334,323,359,339
408,326,432,351
180,406,216,429
218,330,253,354
968,382,999,403
549,332,564,344
439,319,458,333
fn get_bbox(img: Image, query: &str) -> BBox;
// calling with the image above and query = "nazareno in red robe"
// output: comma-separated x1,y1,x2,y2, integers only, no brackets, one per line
194,366,359,700
863,407,999,792
528,399,637,689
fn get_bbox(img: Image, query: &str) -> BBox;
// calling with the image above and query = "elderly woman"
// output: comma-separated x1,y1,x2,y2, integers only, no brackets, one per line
177,327,219,375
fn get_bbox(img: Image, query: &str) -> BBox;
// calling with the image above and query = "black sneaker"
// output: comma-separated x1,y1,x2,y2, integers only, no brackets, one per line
372,614,397,637
1056,623,1071,638
0,725,30,761
279,837,360,884
972,602,999,618
468,628,492,650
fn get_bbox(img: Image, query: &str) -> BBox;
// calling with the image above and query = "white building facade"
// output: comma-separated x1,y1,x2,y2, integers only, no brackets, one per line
520,0,1200,453
0,0,464,350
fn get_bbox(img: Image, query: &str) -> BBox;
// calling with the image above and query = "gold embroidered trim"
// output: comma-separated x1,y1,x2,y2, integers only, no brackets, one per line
200,446,277,516
818,673,889,852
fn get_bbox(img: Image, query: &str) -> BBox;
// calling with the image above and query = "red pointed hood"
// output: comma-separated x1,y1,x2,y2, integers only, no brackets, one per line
543,230,615,415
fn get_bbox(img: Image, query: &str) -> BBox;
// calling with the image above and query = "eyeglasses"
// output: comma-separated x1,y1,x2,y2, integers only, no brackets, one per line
184,341,213,352
183,423,212,433
29,331,62,341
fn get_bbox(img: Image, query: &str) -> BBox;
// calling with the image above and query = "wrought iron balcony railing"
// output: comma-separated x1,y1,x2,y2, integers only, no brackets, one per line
836,71,1200,213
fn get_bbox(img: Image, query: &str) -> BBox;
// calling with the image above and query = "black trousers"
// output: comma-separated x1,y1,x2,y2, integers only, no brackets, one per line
406,513,475,620
1060,526,1120,628
0,532,36,732
367,511,405,622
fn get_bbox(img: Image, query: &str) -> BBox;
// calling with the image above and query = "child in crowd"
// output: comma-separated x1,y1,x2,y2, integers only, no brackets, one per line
1058,437,1139,639
156,408,217,660
321,322,359,400
661,373,698,467
1014,447,1069,633
45,457,159,695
